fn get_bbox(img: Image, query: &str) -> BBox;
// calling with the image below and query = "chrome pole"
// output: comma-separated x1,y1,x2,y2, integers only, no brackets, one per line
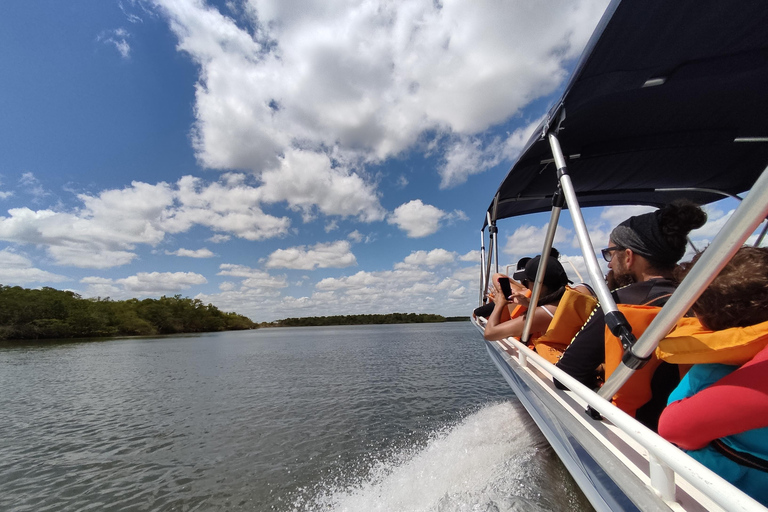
548,134,618,315
491,195,500,274
479,229,488,305
484,212,495,302
521,199,563,343
600,164,768,400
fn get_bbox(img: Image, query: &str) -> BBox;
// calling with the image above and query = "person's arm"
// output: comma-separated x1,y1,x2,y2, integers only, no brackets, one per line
554,306,605,389
658,352,768,450
484,287,550,341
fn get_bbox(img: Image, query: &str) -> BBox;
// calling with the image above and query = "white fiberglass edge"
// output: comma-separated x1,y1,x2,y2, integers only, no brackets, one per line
476,318,766,512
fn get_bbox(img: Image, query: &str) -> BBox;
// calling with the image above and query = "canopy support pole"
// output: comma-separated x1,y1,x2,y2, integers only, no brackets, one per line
492,194,500,275
548,133,635,339
483,212,495,305
549,133,639,418
600,164,768,401
521,187,565,343
479,228,488,306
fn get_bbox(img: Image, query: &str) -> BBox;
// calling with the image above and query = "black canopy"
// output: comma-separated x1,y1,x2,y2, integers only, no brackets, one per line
485,0,768,226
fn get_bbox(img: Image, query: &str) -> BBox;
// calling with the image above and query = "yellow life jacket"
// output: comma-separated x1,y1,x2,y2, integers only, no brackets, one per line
604,303,667,417
534,286,598,364
656,317,768,365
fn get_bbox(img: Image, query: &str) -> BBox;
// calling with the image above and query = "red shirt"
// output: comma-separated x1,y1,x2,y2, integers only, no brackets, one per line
658,344,768,450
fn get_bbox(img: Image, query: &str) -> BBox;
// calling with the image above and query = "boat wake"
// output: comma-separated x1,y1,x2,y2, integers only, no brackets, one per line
293,401,591,512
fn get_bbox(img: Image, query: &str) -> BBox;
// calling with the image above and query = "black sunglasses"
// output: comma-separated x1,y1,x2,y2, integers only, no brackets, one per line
601,246,622,262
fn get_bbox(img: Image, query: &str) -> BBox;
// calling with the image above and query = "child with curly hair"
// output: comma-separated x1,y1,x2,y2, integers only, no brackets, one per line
657,246,768,505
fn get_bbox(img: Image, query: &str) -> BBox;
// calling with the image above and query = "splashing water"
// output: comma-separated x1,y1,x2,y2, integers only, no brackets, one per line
295,402,593,512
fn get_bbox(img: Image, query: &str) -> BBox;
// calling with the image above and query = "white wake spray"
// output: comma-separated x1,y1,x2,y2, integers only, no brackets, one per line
296,401,584,512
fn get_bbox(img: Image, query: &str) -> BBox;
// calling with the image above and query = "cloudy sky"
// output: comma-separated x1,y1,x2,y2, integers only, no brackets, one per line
0,0,752,321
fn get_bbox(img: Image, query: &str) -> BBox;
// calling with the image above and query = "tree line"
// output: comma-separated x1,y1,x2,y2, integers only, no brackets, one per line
265,313,467,327
0,285,257,340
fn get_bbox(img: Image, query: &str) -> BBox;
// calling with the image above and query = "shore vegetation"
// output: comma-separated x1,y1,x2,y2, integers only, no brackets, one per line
0,285,256,340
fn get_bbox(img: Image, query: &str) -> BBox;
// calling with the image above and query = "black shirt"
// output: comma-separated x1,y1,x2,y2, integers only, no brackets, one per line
555,278,677,390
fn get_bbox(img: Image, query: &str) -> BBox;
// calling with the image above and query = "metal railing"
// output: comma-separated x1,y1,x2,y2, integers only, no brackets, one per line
474,316,765,512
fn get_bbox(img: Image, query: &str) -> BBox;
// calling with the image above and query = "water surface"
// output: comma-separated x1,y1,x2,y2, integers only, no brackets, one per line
0,322,592,511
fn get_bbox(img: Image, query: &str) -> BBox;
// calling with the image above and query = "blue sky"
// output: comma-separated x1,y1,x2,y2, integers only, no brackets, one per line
0,0,747,321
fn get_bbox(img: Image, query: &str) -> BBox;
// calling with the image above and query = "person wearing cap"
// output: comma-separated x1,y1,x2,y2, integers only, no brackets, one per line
483,250,573,342
473,256,531,320
554,200,706,425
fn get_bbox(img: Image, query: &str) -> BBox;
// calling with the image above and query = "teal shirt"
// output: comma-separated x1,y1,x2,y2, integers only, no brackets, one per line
669,363,768,505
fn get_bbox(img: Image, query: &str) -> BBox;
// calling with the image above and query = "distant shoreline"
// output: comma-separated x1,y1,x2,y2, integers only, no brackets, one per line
260,314,469,328
0,285,470,342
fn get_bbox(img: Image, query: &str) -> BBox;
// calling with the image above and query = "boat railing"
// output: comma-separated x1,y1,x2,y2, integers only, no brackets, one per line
474,315,766,512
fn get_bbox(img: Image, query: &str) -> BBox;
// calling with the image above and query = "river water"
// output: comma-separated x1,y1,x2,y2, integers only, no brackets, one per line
0,322,592,512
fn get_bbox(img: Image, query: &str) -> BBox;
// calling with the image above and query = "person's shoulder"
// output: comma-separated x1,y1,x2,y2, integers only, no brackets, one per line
614,279,674,305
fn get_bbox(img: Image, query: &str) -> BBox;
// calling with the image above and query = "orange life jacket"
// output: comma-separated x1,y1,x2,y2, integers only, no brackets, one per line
657,317,768,365
534,286,598,364
499,289,531,323
604,301,669,417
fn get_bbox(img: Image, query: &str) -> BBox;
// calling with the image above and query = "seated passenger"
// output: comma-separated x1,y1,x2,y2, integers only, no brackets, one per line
554,200,706,428
657,246,768,505
473,255,532,320
483,251,571,342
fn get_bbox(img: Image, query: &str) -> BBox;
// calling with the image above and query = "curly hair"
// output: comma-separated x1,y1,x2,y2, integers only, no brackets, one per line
677,246,768,331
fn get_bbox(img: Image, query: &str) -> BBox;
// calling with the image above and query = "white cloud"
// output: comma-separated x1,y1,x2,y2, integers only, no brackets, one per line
325,220,339,233
0,249,69,285
395,248,455,269
258,150,386,222
0,176,294,268
304,267,471,319
81,271,207,298
169,175,291,241
0,181,173,268
460,250,480,262
19,172,49,201
153,0,609,184
208,234,231,243
388,199,446,238
217,264,288,289
451,265,479,283
166,247,216,258
119,271,207,292
438,117,544,188
599,205,656,226
502,223,573,257
192,245,487,321
347,230,364,243
97,28,132,58
265,240,357,270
